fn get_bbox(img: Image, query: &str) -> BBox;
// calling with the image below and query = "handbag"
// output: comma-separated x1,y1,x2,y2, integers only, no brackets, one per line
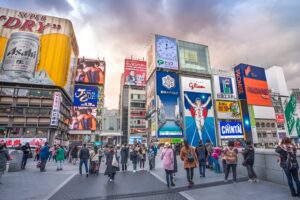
112,155,119,167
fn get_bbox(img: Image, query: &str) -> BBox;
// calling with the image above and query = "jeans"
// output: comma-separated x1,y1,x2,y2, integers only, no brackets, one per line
122,164,127,171
208,155,213,169
186,168,194,182
40,159,47,172
284,168,300,196
140,159,145,169
199,164,206,177
108,172,115,180
133,163,137,171
225,164,237,182
149,160,153,170
56,160,63,170
21,154,28,169
79,159,88,174
246,164,257,179
165,169,174,186
213,158,221,173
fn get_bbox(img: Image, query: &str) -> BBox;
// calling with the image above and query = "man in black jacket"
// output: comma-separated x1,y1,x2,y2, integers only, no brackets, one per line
242,140,258,183
79,143,90,177
21,143,31,169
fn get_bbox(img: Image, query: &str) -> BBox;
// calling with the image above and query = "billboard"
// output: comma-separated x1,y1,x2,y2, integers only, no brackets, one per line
178,40,210,73
0,7,79,98
129,136,142,145
50,92,62,126
147,43,155,79
213,75,237,100
285,95,296,135
219,121,244,139
275,113,285,123
181,76,216,147
146,73,156,115
75,58,105,85
70,107,97,130
73,85,98,107
216,100,240,119
156,71,183,138
124,59,146,86
155,35,178,70
234,64,272,106
0,138,47,148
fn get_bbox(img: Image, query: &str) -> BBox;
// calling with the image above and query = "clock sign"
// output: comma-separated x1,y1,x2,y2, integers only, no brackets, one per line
155,35,178,70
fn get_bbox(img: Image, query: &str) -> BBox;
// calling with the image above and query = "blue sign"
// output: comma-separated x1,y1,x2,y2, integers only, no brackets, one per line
219,76,233,94
129,136,142,144
73,85,98,107
219,121,244,139
156,71,183,138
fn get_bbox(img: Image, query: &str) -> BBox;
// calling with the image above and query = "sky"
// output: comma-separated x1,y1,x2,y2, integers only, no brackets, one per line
1,0,300,109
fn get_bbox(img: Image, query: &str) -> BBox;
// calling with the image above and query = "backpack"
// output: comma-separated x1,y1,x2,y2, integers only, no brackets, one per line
187,150,195,163
286,152,299,170
226,149,237,164
197,147,205,161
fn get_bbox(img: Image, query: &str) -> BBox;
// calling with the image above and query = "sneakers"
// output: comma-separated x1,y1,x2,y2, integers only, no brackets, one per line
171,182,175,187
254,178,260,183
248,179,254,183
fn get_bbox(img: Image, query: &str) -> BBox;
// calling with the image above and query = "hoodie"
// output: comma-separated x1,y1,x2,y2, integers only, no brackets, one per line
212,147,221,160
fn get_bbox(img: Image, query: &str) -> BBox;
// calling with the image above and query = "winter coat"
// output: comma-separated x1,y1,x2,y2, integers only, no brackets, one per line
120,147,129,164
79,147,90,160
276,144,297,169
224,147,238,164
212,147,221,160
0,149,9,172
104,150,118,175
40,145,50,160
160,148,174,171
130,149,139,164
180,146,198,169
56,148,66,161
21,145,31,156
242,145,255,165
195,145,208,165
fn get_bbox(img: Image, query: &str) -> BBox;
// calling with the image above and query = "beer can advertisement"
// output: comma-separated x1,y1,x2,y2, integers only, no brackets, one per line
213,75,237,100
70,107,97,130
73,85,98,107
181,76,216,147
0,7,79,98
124,59,146,87
216,100,240,119
219,121,244,139
75,58,105,85
156,71,183,138
155,35,178,70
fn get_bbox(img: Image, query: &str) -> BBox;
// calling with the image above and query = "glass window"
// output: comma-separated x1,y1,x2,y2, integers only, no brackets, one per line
266,123,270,128
24,128,36,137
0,128,7,138
271,123,275,128
0,107,12,115
18,89,29,97
9,128,22,138
1,87,14,95
272,133,277,137
263,133,267,138
256,122,260,127
29,89,42,97
261,123,265,128
27,108,40,116
257,133,261,138
40,108,51,116
14,107,24,115
36,129,47,138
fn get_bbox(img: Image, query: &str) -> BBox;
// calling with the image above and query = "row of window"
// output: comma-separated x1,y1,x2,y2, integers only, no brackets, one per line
256,122,276,128
0,128,48,138
131,94,146,100
0,87,54,98
0,107,52,116
257,132,277,138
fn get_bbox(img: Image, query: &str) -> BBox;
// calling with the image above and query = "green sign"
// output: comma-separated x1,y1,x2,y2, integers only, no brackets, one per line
285,95,296,135
171,138,183,144
296,118,300,137
248,105,256,127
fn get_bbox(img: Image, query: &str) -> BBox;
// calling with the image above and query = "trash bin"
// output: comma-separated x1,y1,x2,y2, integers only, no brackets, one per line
8,150,23,172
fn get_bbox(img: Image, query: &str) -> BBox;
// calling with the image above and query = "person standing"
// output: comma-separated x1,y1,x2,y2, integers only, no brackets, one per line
56,145,65,171
39,142,50,172
276,137,300,197
139,145,146,170
212,147,221,174
224,140,238,183
71,145,79,165
160,143,175,188
79,143,90,177
195,140,208,178
105,146,118,181
242,140,258,183
130,145,139,173
153,145,158,169
34,145,41,161
0,143,10,183
147,147,155,170
52,145,57,162
98,146,104,167
172,144,178,177
120,144,129,171
21,143,31,169
205,140,214,170
180,140,198,188
89,146,99,175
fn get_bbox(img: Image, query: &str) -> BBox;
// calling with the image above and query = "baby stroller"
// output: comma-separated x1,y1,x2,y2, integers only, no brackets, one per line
89,160,100,175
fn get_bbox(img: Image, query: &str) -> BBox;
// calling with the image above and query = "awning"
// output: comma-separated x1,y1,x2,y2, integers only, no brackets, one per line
100,132,122,137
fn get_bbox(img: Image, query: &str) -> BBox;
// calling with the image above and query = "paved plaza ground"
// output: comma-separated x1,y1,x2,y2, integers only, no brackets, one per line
0,156,296,200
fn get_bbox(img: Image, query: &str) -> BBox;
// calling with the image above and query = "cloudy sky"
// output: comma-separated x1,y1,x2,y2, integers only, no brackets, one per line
1,0,299,109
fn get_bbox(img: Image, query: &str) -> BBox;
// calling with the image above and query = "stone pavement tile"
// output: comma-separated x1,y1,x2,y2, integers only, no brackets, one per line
120,192,187,200
181,180,295,200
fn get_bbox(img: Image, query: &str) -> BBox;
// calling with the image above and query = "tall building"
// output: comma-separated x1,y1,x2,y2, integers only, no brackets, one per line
100,107,121,145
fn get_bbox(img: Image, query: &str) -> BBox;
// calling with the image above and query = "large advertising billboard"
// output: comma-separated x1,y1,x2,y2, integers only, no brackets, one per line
181,76,216,147
124,59,146,86
234,64,272,106
285,95,297,135
70,107,97,130
75,58,105,85
146,73,156,115
213,75,237,100
0,7,79,98
216,100,240,119
219,121,244,139
178,40,210,73
155,35,178,70
73,85,98,107
156,71,183,138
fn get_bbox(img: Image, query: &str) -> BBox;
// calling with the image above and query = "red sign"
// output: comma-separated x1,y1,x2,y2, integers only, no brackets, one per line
124,59,146,87
244,78,272,106
0,138,47,147
276,113,285,123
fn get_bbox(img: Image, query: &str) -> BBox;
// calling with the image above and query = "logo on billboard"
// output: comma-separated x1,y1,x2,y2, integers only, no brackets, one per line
189,81,205,90
155,35,178,70
219,77,233,94
220,121,243,138
73,85,98,107
162,75,175,89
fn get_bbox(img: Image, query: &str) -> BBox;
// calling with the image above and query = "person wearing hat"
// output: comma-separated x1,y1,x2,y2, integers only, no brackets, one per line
160,142,175,188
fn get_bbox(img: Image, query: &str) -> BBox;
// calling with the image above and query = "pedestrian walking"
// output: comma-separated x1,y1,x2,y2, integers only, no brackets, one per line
40,142,50,172
121,144,129,171
79,143,90,177
153,144,158,169
172,144,178,177
51,145,57,162
34,145,41,161
105,146,119,181
205,140,214,170
72,145,79,165
242,140,258,183
195,140,208,178
89,146,99,175
139,144,146,170
147,147,155,170
276,137,300,197
0,143,10,184
98,146,104,167
180,140,198,188
212,147,221,174
160,142,175,188
21,142,31,169
130,145,139,173
56,145,65,171
223,140,238,183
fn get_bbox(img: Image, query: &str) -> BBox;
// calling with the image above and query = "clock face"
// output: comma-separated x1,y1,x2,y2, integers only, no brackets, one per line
156,38,177,59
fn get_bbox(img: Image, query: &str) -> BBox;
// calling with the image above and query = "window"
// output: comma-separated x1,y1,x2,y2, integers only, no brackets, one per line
24,128,36,137
36,129,47,137
18,89,29,96
257,133,262,138
0,107,12,115
266,123,270,128
272,133,277,138
40,108,52,116
271,123,275,128
27,108,40,116
261,123,265,128
262,133,267,138
0,128,7,138
14,108,24,115
9,128,22,138
256,122,260,128
1,87,14,96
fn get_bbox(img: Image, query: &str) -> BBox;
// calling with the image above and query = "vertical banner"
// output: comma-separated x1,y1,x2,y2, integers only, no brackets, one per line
155,35,178,70
146,73,156,115
156,71,183,138
285,95,296,135
50,92,62,126
181,76,216,147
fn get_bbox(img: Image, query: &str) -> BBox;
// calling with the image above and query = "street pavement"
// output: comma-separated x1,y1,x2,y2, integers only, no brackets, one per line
0,156,296,200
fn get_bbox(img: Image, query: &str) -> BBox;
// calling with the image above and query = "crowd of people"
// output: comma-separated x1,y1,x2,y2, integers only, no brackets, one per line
1,137,300,198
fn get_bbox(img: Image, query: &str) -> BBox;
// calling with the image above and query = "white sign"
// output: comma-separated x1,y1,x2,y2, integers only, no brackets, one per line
181,76,211,93
155,35,178,70
50,92,61,126
213,75,237,100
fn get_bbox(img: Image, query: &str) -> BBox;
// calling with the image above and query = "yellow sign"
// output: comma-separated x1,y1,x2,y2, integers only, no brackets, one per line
216,100,241,119
159,138,171,143
184,49,198,64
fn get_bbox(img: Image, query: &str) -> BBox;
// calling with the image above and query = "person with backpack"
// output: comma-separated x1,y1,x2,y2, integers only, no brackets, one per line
242,140,258,183
195,140,208,178
180,140,198,188
276,137,300,197
223,140,238,183
79,143,90,177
